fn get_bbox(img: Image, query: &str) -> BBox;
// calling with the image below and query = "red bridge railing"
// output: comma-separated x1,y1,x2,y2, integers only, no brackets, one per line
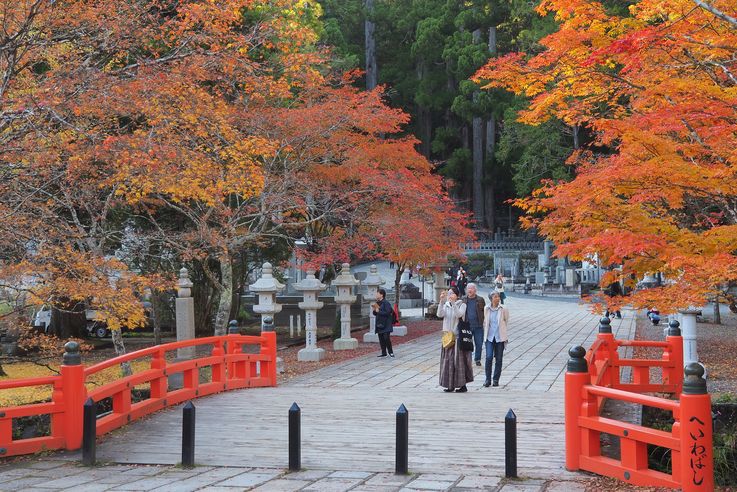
0,332,277,457
566,317,713,491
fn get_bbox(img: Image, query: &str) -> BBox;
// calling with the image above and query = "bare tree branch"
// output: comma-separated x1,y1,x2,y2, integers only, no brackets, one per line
693,0,737,29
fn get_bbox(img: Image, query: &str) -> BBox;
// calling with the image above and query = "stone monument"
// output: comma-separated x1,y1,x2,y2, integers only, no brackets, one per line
294,270,327,361
170,267,195,389
363,264,385,343
175,267,196,360
332,263,359,350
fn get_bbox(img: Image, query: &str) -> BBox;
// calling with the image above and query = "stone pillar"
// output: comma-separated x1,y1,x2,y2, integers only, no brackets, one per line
170,267,195,389
432,271,446,304
363,264,385,343
333,263,359,350
249,262,285,372
294,270,327,361
175,268,196,360
679,308,700,366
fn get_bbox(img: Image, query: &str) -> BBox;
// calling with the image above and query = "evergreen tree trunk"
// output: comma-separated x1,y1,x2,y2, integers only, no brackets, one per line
484,26,498,232
472,29,484,226
573,124,580,149
364,0,377,90
416,62,432,157
213,253,233,336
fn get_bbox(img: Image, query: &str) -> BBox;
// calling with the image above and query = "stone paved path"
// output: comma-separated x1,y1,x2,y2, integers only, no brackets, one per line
0,459,592,491
2,296,636,491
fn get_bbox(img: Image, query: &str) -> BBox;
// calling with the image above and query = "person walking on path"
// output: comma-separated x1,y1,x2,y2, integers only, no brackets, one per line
457,268,468,297
604,279,623,319
462,283,485,366
372,288,395,358
437,286,473,393
483,292,509,387
494,273,506,304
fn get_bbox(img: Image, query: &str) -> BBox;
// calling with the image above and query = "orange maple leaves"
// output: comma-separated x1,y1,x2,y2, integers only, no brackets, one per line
476,0,737,311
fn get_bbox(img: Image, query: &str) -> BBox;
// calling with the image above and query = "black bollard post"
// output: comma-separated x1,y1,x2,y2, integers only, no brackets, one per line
82,398,97,466
289,403,301,471
505,409,517,478
396,404,409,475
182,401,196,468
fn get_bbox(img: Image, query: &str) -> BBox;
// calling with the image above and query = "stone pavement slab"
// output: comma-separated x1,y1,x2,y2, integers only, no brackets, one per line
0,460,594,491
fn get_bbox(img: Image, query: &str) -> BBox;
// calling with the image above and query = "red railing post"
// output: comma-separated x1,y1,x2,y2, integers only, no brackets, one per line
59,341,87,450
597,317,620,387
261,331,278,386
150,348,167,400
665,320,684,394
211,338,226,388
680,363,714,492
565,346,588,471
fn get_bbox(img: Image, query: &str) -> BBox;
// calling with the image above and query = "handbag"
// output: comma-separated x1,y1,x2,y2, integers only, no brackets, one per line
441,331,455,349
457,318,474,352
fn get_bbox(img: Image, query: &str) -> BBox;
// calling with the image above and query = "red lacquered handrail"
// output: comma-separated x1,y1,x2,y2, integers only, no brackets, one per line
0,332,277,458
565,323,711,491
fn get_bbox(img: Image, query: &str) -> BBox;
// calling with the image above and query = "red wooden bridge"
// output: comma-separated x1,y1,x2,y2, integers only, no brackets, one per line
0,332,277,457
565,317,714,491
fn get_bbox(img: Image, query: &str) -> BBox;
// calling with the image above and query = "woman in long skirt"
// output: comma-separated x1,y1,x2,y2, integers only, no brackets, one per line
437,286,474,392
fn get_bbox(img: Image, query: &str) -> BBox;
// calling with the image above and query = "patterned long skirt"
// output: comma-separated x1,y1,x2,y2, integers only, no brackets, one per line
439,343,474,389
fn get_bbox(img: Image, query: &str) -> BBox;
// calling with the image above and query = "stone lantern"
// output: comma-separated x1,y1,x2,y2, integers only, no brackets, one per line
362,264,385,343
332,263,359,350
249,262,285,331
294,270,327,361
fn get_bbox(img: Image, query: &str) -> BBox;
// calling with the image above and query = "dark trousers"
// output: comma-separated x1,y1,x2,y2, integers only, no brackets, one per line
472,327,483,362
485,339,505,383
378,332,393,355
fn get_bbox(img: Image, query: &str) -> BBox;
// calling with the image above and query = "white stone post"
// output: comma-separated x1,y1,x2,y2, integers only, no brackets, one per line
679,308,700,366
363,264,385,343
333,263,359,350
432,271,446,304
249,262,285,373
175,267,196,361
294,270,327,361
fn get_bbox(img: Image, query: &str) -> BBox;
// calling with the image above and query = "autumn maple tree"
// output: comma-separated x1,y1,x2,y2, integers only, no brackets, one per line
1,0,472,351
474,0,737,312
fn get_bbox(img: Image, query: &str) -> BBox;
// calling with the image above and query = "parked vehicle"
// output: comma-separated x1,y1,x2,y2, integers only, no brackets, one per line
32,305,157,339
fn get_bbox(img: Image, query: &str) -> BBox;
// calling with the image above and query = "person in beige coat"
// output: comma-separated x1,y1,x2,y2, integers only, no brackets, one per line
437,286,473,392
482,292,509,387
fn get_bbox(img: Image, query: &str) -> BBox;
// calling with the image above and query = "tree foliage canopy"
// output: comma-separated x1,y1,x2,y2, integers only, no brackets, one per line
476,0,737,311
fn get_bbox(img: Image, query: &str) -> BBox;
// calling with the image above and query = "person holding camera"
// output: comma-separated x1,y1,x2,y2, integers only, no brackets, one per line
437,286,473,392
372,288,395,358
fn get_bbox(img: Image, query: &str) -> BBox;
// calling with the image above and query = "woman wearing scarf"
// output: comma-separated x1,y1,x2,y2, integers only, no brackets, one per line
437,286,473,392
483,292,510,387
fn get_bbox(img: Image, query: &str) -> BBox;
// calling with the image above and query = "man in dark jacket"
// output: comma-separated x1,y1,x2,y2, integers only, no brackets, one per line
372,288,395,358
462,283,486,366
605,279,623,319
